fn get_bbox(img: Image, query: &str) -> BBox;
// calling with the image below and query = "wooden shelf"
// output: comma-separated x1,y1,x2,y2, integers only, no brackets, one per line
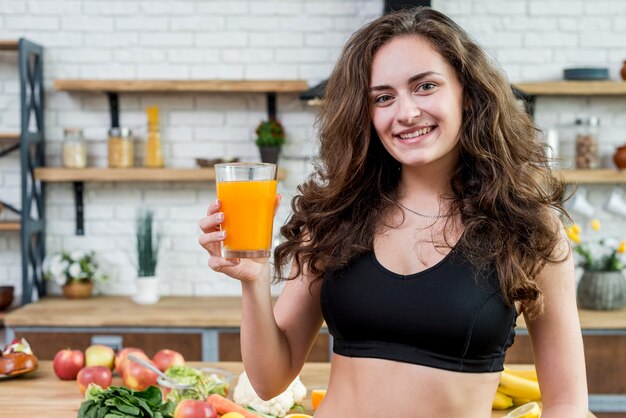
0,222,21,231
513,81,626,96
35,167,286,182
0,133,20,142
0,40,19,51
54,79,309,94
558,169,626,184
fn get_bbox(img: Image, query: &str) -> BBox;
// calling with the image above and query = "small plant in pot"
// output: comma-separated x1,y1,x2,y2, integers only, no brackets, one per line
133,208,161,305
43,250,107,299
255,117,285,164
566,220,626,310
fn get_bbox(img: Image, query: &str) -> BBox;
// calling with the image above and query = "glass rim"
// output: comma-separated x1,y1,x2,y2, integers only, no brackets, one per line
214,162,276,168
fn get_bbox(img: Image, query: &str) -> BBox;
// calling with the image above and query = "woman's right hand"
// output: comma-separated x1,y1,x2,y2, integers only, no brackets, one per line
198,199,274,283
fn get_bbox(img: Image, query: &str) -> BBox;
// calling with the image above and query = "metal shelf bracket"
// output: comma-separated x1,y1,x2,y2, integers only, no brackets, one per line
73,181,85,235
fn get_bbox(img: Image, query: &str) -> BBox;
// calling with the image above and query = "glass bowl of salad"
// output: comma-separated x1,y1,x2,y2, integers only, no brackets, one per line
158,365,233,403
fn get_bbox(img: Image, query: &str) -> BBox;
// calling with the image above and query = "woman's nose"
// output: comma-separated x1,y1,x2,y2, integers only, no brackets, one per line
397,95,421,124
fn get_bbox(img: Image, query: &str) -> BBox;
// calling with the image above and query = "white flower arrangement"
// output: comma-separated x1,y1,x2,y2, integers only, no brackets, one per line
43,250,107,286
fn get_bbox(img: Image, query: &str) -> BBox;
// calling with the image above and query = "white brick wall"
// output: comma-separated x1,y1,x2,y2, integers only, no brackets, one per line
1,0,626,303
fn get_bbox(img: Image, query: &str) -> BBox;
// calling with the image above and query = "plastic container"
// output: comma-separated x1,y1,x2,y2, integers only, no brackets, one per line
108,127,133,168
575,117,600,169
62,128,87,168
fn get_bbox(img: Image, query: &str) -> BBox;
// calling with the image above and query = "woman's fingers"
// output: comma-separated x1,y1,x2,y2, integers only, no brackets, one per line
198,229,224,250
274,193,282,215
206,199,220,216
199,211,224,233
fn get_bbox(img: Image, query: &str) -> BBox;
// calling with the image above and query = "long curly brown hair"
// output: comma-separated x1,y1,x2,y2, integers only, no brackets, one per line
274,7,568,318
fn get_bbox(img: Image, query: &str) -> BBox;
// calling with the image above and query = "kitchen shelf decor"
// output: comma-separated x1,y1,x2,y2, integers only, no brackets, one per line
34,167,286,235
0,38,46,305
52,78,305,236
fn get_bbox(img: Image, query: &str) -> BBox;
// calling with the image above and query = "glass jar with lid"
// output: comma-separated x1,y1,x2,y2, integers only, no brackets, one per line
575,116,600,169
62,128,87,168
108,127,133,168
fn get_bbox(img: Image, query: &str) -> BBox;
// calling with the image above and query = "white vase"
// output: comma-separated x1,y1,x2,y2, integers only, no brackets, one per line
132,276,160,305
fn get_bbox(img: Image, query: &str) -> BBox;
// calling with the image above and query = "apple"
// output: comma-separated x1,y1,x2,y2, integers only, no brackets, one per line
114,347,145,376
52,349,84,380
85,344,115,369
122,356,158,391
174,400,217,418
153,349,185,372
77,366,112,394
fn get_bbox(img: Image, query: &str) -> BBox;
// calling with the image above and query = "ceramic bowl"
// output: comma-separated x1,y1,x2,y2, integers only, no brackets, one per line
0,286,15,311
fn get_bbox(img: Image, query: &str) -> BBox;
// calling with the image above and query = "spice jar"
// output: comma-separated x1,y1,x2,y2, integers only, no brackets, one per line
575,117,600,169
62,128,87,168
108,127,133,168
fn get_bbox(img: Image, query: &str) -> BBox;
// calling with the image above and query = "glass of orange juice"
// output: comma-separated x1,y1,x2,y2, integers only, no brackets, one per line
215,162,278,258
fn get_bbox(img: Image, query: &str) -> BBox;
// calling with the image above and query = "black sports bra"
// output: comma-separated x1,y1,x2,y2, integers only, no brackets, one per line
320,245,517,373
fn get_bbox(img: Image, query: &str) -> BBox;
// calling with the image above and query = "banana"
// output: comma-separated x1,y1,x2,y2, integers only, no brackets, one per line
513,397,533,406
498,370,541,401
503,367,538,382
492,390,514,410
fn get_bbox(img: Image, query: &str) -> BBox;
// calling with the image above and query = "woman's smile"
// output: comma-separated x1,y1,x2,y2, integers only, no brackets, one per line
396,125,436,143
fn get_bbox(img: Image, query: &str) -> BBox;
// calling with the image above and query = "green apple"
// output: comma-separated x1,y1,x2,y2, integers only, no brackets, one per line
85,344,115,369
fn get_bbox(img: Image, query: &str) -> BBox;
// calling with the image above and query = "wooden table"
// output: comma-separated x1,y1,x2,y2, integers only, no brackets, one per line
0,361,596,418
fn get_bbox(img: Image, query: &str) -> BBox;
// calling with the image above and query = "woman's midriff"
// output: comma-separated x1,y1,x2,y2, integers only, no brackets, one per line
314,355,500,418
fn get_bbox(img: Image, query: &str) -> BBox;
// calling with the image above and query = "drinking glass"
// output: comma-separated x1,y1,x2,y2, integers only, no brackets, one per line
215,163,278,258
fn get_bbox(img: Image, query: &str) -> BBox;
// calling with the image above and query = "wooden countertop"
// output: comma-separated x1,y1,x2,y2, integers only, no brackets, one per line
5,296,626,330
5,296,247,328
0,362,596,418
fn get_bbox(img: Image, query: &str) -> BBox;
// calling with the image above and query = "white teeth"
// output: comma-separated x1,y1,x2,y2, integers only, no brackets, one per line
398,127,432,140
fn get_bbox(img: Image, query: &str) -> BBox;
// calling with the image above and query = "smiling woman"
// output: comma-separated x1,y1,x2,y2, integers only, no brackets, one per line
198,6,588,418
369,36,464,179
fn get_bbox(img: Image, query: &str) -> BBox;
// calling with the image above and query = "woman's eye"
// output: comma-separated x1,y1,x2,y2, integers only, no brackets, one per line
416,82,437,92
374,94,393,104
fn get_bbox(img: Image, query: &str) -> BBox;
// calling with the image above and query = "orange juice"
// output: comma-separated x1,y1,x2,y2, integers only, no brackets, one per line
217,179,277,258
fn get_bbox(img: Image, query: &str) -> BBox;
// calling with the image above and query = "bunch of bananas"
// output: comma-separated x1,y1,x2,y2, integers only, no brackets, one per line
492,368,541,410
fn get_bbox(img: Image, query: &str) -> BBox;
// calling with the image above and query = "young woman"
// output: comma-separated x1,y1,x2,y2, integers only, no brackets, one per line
199,7,588,418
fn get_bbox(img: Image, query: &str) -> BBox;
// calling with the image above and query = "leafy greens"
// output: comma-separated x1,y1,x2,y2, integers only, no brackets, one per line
77,384,175,418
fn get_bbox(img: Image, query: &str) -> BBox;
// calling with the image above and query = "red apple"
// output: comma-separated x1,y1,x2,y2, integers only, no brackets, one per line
153,349,185,372
53,349,84,380
77,366,112,394
174,400,217,418
85,344,115,369
123,357,158,391
114,347,145,376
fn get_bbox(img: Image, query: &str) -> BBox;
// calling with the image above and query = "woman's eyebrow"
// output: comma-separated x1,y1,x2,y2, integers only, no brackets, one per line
369,71,443,92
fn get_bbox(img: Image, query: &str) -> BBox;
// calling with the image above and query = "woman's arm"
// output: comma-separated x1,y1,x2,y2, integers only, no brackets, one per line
524,225,588,418
199,199,324,400
240,267,324,399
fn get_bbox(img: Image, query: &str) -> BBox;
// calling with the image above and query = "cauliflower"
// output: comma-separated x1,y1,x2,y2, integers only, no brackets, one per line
233,371,307,417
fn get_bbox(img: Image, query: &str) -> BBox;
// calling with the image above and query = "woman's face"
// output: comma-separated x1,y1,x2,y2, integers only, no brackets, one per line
369,35,464,172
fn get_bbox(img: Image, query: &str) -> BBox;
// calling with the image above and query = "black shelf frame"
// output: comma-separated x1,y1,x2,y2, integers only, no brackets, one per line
18,39,46,304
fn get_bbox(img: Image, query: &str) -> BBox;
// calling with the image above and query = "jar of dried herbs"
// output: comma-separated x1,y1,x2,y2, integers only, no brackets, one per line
62,128,87,168
575,116,600,169
108,127,133,168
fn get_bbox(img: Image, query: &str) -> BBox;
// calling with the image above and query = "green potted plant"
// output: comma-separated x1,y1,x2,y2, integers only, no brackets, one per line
133,208,161,305
255,117,285,164
43,250,107,299
566,220,626,310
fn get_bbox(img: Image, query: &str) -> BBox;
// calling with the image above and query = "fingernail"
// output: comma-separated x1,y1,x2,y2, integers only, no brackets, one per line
216,212,224,221
219,231,225,238
215,199,220,208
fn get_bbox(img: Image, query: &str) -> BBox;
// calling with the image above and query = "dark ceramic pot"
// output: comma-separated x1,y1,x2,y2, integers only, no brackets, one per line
614,145,626,170
577,270,626,310
0,286,14,311
621,61,626,81
259,146,280,164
